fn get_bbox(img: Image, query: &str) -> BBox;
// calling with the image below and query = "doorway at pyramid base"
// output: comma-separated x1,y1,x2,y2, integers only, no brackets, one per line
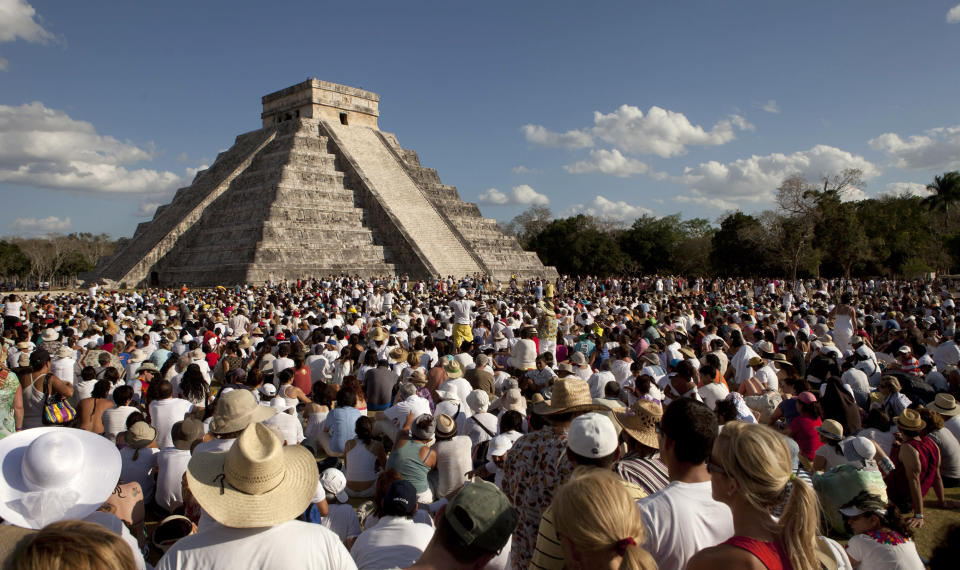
90,80,557,289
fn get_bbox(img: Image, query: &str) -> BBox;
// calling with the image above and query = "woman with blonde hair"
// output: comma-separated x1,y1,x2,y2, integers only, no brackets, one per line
687,421,820,570
553,469,656,570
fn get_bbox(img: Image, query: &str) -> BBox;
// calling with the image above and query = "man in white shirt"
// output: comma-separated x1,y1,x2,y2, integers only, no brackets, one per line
149,381,195,450
157,423,354,570
263,398,305,445
102,385,139,442
156,418,204,513
350,480,434,570
638,398,733,570
448,288,475,351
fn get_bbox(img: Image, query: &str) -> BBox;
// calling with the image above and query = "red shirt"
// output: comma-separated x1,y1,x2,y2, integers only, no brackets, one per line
790,416,823,461
293,366,312,395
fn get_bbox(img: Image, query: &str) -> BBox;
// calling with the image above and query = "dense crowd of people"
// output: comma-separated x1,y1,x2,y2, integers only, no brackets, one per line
1,274,960,568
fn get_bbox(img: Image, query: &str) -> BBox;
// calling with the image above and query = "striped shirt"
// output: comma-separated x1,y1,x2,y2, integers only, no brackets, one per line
614,453,670,496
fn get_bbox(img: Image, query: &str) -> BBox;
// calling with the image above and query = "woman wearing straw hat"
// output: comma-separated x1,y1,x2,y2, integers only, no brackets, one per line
613,400,670,496
886,409,958,527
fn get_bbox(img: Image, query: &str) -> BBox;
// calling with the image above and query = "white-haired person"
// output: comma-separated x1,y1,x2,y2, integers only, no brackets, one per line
687,421,822,570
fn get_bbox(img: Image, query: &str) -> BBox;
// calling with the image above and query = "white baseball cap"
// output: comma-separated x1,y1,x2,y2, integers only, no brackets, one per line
321,468,348,503
486,434,514,460
258,384,277,397
567,412,618,459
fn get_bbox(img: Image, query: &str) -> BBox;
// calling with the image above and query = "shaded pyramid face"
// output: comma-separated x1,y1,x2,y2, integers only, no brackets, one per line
93,82,556,287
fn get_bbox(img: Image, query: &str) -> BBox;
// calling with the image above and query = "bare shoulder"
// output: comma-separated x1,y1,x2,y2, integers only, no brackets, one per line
687,544,767,570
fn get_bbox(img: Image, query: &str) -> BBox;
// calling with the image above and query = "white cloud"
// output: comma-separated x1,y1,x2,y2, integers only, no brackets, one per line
477,184,549,206
881,182,931,198
135,202,165,217
948,4,960,23
761,100,780,114
561,195,653,222
521,124,593,149
0,0,54,44
564,149,650,177
0,101,192,194
523,104,751,158
868,125,960,171
511,165,540,174
678,144,881,208
590,105,753,157
674,190,739,211
10,215,70,234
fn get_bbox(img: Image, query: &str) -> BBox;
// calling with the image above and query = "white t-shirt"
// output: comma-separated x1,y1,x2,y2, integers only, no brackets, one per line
119,446,160,501
383,395,432,429
156,447,192,512
448,299,475,325
320,502,362,543
150,398,195,449
51,356,76,386
698,382,730,411
102,405,139,440
263,411,305,446
350,515,434,570
637,480,734,570
845,532,924,569
156,519,356,570
273,357,295,375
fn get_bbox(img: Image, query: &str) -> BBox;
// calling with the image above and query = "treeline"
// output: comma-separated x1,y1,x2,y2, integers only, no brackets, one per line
504,170,960,279
0,233,122,288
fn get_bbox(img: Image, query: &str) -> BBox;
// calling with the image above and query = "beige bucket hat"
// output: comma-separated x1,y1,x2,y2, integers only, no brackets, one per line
209,389,276,434
186,423,317,528
532,378,604,416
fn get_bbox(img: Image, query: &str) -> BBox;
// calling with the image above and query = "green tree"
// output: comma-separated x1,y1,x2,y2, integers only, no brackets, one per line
501,205,552,249
0,241,30,285
710,211,768,276
528,215,632,276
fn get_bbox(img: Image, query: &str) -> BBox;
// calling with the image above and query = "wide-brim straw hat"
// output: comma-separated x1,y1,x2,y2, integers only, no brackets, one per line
369,327,389,342
409,369,427,387
41,329,59,342
444,359,464,378
0,427,121,529
492,388,527,413
614,399,663,449
187,423,317,528
896,409,926,432
435,413,458,438
532,378,605,416
209,389,277,434
929,393,960,417
388,347,408,363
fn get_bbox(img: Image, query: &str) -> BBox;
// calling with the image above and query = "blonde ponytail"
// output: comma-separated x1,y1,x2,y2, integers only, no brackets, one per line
553,468,656,570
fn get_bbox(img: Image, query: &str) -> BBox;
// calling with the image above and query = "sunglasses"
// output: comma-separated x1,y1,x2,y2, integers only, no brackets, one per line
706,459,728,476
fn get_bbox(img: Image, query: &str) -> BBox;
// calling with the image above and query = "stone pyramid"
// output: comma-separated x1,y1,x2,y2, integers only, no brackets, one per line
93,79,557,287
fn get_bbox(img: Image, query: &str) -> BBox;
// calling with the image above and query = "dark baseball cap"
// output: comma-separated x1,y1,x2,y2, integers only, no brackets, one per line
383,480,417,516
445,480,518,552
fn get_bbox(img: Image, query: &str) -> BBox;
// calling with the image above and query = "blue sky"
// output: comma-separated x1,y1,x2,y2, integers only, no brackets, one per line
2,1,959,238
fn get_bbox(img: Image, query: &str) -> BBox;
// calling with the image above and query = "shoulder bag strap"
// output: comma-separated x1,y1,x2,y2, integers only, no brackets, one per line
470,415,496,437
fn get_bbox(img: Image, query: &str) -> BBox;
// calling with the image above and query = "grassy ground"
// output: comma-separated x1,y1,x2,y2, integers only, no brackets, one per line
909,485,960,560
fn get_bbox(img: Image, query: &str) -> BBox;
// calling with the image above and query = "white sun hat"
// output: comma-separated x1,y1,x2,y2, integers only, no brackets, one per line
0,427,122,529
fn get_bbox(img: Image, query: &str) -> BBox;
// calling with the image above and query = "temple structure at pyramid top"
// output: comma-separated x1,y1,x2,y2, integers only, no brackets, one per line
92,79,557,287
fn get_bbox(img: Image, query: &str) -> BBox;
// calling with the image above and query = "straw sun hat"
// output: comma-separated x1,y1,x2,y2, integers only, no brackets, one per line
187,422,317,528
209,389,276,435
614,399,663,449
532,378,604,416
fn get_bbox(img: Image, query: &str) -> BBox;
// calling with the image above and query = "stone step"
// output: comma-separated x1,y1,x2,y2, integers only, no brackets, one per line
322,122,482,277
